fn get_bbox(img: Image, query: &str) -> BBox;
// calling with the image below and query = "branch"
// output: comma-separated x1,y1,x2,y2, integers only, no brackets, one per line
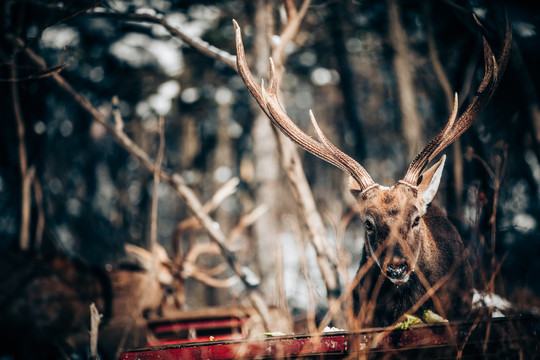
172,177,239,263
11,54,32,251
91,12,237,70
271,0,311,70
89,302,102,360
0,63,69,82
149,116,165,289
227,204,268,243
173,177,239,236
181,243,239,288
32,174,45,251
150,116,165,251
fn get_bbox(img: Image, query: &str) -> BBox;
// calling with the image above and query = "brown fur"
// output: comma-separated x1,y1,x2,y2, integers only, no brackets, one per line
353,180,473,327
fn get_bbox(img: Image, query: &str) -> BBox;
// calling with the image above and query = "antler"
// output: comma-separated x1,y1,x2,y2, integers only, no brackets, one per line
402,15,512,186
233,20,376,192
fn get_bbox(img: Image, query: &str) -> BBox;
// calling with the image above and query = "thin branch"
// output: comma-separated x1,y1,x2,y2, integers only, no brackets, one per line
11,54,32,251
227,204,268,243
183,243,227,275
180,244,239,288
32,175,45,251
52,0,106,30
0,63,69,82
150,116,165,251
172,177,239,262
3,0,106,68
271,0,311,70
91,12,237,70
112,95,124,131
149,115,165,289
89,302,102,360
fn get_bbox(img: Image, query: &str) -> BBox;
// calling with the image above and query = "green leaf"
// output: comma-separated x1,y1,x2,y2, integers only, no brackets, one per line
422,309,448,323
395,314,423,330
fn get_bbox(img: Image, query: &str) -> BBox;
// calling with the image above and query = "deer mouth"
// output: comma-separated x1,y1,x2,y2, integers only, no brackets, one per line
387,273,410,286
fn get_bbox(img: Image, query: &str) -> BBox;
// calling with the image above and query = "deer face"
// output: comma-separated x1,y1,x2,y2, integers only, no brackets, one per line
350,156,446,286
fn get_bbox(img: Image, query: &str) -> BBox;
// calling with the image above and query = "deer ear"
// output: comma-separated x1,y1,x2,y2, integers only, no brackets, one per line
349,176,362,198
417,155,446,211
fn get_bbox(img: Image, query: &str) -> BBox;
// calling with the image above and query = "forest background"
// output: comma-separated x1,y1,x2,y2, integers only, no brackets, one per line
0,0,539,358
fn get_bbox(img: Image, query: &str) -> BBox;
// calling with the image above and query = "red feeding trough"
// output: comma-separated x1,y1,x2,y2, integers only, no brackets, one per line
121,315,539,359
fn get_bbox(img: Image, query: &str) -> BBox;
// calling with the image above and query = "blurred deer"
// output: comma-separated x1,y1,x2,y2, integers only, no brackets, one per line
233,12,511,326
0,253,111,359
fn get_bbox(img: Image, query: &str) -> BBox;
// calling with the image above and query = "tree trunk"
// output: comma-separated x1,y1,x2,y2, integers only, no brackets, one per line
250,0,282,303
387,0,424,157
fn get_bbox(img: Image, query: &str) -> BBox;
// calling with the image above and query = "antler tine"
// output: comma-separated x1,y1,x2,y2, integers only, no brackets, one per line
308,110,375,190
403,92,460,184
234,20,375,191
403,15,511,186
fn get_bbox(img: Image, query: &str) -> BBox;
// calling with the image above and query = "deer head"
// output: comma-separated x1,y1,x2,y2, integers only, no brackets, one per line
233,15,510,286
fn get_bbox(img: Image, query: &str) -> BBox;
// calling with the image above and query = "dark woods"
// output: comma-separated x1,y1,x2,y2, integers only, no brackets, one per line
0,0,539,358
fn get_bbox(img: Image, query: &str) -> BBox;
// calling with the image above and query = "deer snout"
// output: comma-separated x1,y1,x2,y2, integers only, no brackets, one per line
385,260,409,281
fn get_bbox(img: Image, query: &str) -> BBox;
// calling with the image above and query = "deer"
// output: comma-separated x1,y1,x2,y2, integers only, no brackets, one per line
233,12,511,327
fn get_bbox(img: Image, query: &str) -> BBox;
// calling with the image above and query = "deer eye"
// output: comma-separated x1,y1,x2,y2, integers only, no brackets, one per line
412,216,421,228
365,220,375,233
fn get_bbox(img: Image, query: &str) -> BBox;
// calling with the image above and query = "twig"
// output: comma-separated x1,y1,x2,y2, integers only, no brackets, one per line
11,54,32,251
468,144,508,273
271,0,311,71
148,115,165,302
32,175,45,251
150,116,165,251
183,243,229,276
0,63,69,82
173,177,239,235
89,302,102,360
112,95,124,131
91,12,237,70
4,0,105,67
53,0,106,30
172,177,239,262
227,204,268,243
179,242,238,288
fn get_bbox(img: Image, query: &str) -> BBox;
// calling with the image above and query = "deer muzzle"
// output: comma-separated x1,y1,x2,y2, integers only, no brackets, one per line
384,258,410,286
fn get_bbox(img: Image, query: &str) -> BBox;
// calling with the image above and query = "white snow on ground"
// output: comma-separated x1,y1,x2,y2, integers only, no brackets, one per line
472,289,512,318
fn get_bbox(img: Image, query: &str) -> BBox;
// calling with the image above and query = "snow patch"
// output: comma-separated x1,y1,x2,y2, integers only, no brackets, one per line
472,289,512,318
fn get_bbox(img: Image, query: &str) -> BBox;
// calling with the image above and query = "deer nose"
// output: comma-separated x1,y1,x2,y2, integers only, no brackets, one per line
386,262,408,280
